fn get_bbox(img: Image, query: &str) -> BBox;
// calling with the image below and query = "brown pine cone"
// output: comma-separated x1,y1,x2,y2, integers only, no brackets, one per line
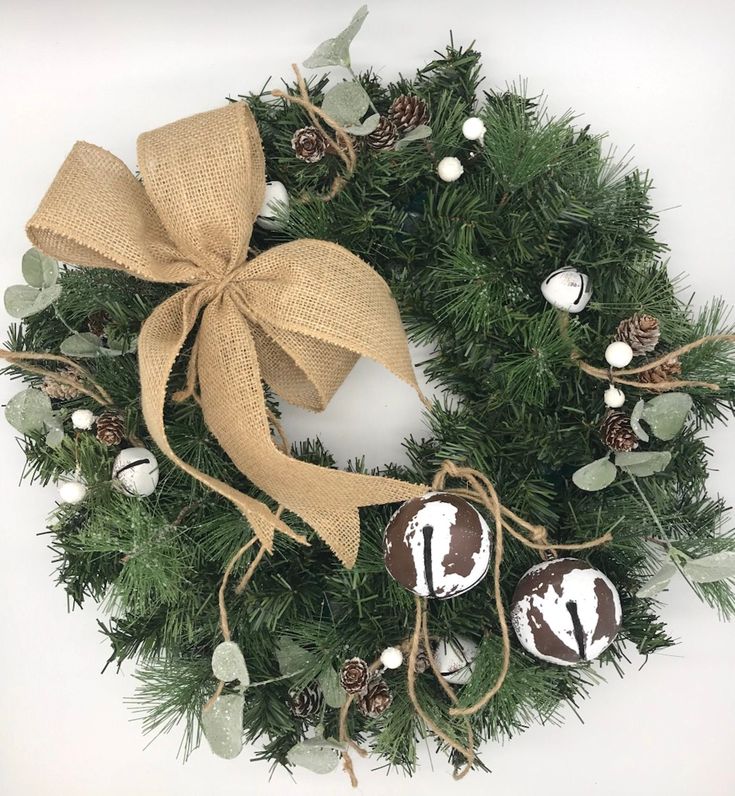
638,357,682,384
41,367,83,401
291,126,327,163
288,681,324,718
340,657,369,694
414,642,430,674
600,410,639,452
615,314,660,356
96,411,125,446
366,116,399,150
356,676,393,718
388,95,430,134
87,310,109,337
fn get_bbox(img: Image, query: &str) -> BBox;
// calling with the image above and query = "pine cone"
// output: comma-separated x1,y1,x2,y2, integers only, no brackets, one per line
600,410,639,452
96,411,125,446
41,367,83,401
615,314,660,356
356,676,393,718
288,681,324,718
291,126,327,163
414,642,430,674
87,310,109,338
388,95,430,134
340,657,369,694
366,116,399,151
639,357,682,384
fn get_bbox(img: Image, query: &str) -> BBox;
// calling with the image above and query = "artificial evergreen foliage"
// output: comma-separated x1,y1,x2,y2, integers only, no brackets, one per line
5,42,735,774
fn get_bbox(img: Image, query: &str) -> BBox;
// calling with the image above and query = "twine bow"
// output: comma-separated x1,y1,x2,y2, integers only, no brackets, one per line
25,102,427,567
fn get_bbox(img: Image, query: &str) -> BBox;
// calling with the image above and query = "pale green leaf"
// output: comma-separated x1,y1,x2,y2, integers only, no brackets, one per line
5,388,53,434
303,5,368,69
571,456,617,491
321,81,371,126
394,125,433,150
615,450,672,477
211,641,250,690
641,393,693,441
276,637,314,677
318,667,346,708
201,693,244,759
630,398,649,442
60,333,102,357
4,283,61,318
22,247,59,288
45,426,65,448
287,736,342,774
344,113,380,136
682,551,735,583
636,560,677,598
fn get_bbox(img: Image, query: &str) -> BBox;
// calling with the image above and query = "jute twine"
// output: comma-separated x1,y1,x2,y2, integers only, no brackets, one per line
22,100,431,569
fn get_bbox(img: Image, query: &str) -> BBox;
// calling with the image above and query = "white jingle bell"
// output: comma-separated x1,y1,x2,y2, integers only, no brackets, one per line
461,117,486,141
58,479,87,504
380,646,404,669
433,635,479,685
71,409,96,430
436,156,464,183
540,268,592,313
603,385,625,408
255,180,290,231
112,447,159,497
604,341,633,369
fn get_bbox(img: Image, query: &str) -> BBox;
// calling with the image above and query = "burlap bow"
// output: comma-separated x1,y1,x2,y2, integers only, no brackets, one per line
26,102,427,567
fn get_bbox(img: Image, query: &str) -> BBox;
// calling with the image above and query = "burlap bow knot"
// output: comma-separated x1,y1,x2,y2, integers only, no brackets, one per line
26,102,427,567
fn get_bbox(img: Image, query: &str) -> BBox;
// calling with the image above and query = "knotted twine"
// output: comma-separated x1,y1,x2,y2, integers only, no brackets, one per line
23,101,428,568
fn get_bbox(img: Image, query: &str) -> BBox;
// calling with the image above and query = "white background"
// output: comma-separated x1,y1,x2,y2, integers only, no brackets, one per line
1,1,734,794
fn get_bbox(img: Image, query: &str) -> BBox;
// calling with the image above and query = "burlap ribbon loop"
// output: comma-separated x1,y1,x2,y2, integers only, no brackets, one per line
26,102,427,567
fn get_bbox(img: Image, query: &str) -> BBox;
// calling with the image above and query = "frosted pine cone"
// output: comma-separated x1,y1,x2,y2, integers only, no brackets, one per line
366,116,399,150
96,411,125,446
356,676,393,718
42,367,83,401
615,314,660,356
288,681,324,718
388,95,430,134
340,657,369,694
600,410,639,452
639,357,682,384
291,126,327,163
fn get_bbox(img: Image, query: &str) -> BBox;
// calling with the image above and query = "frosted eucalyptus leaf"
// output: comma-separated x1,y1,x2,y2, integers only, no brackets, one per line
344,113,380,136
45,425,65,449
287,736,343,774
636,560,677,598
614,450,672,477
22,248,59,288
4,283,61,318
201,693,244,759
571,456,617,491
303,5,368,68
212,641,250,690
682,551,735,583
630,399,649,442
394,124,433,150
318,666,346,708
321,81,371,126
60,333,102,357
641,393,693,441
276,637,314,677
5,388,54,434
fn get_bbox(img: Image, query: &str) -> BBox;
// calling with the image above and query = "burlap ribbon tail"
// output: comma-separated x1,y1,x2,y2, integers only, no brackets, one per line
26,102,427,567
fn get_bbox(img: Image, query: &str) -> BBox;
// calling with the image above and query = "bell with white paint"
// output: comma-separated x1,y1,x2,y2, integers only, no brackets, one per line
540,268,592,313
510,558,622,666
433,635,479,684
112,446,159,497
383,492,492,599
255,180,290,231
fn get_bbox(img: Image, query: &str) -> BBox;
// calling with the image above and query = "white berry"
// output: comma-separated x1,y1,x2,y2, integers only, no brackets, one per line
603,385,625,408
461,117,486,141
71,409,96,430
437,156,464,182
255,180,290,231
380,647,404,669
605,341,634,369
58,480,87,504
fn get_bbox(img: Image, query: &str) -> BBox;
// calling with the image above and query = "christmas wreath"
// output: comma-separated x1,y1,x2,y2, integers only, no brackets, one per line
4,5,735,783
